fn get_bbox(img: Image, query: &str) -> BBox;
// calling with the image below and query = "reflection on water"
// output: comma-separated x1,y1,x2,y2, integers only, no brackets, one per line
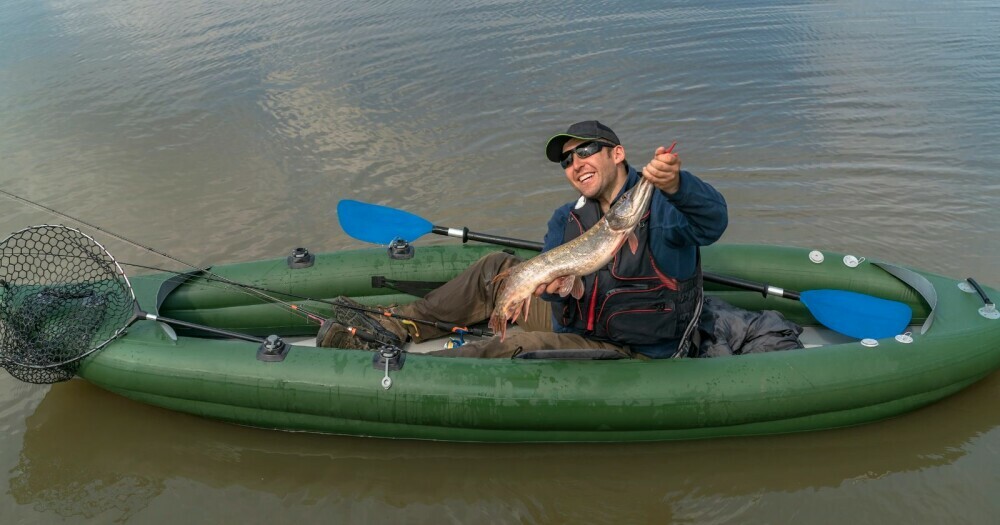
8,377,1000,523
2,0,999,522
2,1,998,279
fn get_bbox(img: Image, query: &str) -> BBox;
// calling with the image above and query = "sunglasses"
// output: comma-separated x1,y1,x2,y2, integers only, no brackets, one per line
560,141,615,169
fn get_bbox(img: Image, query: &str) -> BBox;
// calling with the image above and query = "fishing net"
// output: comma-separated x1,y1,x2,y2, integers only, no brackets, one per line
0,225,135,384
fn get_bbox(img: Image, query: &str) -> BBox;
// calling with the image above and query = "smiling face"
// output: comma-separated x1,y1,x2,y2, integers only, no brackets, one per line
561,138,628,211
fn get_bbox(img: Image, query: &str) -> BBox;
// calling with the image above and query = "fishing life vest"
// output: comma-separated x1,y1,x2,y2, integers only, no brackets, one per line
559,196,703,345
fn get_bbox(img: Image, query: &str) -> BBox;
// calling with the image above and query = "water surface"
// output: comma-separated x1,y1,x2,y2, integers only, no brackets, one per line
1,1,998,523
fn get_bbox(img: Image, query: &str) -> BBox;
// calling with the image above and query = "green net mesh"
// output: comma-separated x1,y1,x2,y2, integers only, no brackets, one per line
0,225,135,384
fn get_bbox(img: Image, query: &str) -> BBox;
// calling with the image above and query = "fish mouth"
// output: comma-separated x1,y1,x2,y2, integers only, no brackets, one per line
606,179,655,230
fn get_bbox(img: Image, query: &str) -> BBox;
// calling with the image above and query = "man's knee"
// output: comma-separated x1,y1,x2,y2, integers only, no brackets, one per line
478,252,522,279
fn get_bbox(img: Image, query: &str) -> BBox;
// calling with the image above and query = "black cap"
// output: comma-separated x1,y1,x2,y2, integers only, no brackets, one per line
545,120,621,163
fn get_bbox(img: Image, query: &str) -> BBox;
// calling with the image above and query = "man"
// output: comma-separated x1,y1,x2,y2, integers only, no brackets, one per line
319,120,728,358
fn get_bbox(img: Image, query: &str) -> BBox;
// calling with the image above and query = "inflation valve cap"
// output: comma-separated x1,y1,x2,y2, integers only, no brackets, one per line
287,247,315,269
257,335,290,362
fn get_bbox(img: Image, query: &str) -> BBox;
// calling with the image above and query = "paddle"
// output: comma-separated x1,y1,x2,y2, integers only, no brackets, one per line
700,273,913,340
336,200,913,339
338,200,542,251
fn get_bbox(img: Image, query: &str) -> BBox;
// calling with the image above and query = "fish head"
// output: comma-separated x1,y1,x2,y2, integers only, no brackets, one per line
605,179,654,232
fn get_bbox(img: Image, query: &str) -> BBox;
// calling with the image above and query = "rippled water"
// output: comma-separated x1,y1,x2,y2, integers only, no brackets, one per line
1,1,998,523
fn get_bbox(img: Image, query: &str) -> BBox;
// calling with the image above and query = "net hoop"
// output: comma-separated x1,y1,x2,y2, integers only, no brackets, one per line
0,224,138,372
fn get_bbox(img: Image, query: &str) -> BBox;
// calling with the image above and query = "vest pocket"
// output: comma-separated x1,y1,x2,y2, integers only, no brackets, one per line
601,302,678,345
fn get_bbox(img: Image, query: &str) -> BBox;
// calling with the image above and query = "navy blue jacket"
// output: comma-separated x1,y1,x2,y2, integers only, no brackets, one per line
542,165,728,358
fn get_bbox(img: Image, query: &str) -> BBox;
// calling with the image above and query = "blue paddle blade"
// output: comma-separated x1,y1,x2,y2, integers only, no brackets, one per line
800,289,913,340
337,200,433,245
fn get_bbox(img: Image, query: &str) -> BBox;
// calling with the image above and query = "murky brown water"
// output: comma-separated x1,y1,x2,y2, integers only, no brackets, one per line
2,1,998,522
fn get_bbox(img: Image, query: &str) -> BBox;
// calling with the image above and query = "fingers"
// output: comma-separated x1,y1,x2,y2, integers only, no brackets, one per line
647,156,679,174
643,145,682,194
653,146,680,167
535,281,559,296
545,277,566,295
535,276,571,296
645,157,679,177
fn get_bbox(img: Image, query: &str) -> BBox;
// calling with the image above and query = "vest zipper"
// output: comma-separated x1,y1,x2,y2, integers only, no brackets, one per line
604,284,651,296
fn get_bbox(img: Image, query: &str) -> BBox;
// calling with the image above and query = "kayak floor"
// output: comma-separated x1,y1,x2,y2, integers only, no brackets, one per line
287,325,918,354
288,326,508,354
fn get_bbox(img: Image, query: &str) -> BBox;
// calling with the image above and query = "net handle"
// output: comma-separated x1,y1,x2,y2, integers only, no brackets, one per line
139,306,265,343
57,225,267,352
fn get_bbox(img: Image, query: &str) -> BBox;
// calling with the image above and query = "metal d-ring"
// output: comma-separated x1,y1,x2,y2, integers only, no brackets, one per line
382,354,393,390
376,346,404,389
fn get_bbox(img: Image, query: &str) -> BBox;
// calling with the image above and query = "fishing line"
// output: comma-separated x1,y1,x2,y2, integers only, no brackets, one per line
0,188,324,323
123,262,494,337
124,264,317,322
1,189,491,337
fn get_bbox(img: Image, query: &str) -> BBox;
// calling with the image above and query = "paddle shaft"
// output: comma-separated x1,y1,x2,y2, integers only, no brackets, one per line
336,198,913,339
431,226,545,251
425,229,807,300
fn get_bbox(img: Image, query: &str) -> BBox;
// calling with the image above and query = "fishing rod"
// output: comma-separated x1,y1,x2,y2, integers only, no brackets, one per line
0,190,483,386
0,188,326,324
125,262,494,337
0,187,491,340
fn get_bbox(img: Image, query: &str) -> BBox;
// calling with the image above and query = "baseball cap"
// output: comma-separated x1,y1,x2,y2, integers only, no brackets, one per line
545,120,621,163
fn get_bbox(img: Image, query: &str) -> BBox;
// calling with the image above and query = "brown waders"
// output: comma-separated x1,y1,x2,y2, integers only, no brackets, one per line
389,252,634,358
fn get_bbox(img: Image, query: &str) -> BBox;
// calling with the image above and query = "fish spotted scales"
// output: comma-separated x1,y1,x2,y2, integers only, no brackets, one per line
488,178,656,341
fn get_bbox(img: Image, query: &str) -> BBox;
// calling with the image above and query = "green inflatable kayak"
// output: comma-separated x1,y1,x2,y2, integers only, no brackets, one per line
73,243,1000,442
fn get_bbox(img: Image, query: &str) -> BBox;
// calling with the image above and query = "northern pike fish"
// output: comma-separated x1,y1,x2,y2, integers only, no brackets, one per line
488,178,656,341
